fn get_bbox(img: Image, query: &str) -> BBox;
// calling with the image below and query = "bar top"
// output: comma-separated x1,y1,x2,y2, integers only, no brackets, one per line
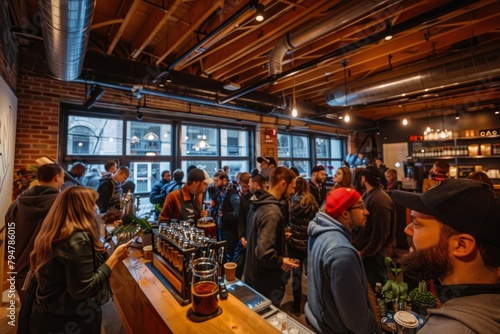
114,258,280,333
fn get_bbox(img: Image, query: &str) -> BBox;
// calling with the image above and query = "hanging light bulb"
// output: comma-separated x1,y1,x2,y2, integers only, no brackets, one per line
402,118,408,126
255,4,264,22
344,114,350,123
426,126,431,133
291,102,298,117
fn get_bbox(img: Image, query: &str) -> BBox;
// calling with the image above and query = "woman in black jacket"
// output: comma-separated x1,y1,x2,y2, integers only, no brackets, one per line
29,187,131,334
287,177,319,316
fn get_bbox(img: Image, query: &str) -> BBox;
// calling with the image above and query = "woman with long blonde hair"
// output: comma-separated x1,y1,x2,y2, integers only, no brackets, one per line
287,177,319,316
28,187,131,333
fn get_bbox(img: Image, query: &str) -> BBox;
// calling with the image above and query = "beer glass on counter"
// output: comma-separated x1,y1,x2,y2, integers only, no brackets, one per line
190,257,219,316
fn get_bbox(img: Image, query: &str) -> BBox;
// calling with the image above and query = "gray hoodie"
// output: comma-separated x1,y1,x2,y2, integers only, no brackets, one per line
418,293,500,333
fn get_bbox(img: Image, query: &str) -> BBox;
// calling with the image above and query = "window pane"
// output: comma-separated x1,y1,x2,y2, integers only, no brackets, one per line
331,139,343,159
182,160,219,176
316,137,330,158
221,160,250,179
129,161,171,193
293,135,309,158
126,121,172,156
293,160,310,176
278,133,291,157
182,126,218,156
221,129,248,157
67,116,123,155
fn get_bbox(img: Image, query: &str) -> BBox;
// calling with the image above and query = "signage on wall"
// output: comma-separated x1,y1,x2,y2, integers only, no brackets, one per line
264,128,276,143
479,129,499,137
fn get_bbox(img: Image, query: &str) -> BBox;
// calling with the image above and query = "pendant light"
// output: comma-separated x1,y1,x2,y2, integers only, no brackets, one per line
341,59,350,123
291,75,298,117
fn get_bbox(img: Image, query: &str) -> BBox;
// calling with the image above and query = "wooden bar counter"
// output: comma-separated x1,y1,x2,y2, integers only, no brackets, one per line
109,258,280,334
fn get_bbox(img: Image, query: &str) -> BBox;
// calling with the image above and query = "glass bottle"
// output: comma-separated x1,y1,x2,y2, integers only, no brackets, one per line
375,282,387,317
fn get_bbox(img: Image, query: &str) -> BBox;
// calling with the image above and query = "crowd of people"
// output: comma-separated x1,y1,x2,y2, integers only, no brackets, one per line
5,155,500,333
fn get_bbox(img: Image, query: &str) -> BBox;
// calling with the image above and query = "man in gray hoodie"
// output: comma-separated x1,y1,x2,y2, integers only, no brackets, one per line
306,187,381,334
5,163,64,301
392,179,500,333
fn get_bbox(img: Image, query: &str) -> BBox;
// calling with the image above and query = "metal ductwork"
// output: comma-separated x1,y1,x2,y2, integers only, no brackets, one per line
39,0,95,81
81,51,287,114
326,48,500,107
268,0,395,76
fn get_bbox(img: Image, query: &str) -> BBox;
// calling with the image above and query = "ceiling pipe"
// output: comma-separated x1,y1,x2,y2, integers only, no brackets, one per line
326,48,500,107
268,0,395,76
79,53,375,129
39,0,95,81
82,51,286,114
154,0,258,81
218,0,479,105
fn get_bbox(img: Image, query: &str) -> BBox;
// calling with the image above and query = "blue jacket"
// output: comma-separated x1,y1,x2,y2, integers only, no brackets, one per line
307,212,381,334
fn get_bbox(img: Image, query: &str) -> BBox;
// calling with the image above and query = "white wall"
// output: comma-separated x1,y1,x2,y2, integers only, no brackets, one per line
383,142,408,181
0,75,17,229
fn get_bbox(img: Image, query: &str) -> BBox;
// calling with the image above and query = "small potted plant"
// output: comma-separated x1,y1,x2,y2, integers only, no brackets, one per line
110,213,153,246
382,257,408,311
409,280,436,316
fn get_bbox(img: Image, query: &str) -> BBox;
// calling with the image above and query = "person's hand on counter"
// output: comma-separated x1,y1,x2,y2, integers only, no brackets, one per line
281,257,300,271
106,239,133,269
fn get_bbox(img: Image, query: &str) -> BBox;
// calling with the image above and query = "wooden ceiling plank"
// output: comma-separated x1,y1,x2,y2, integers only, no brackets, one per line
91,19,125,30
200,0,333,75
130,0,184,60
107,0,143,55
153,0,224,65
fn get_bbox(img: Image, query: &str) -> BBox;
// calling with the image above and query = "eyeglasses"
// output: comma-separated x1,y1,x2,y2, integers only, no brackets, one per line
348,203,365,211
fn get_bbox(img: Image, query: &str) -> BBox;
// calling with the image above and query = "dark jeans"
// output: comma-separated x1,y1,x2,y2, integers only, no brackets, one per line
218,228,237,262
232,242,246,279
288,246,307,311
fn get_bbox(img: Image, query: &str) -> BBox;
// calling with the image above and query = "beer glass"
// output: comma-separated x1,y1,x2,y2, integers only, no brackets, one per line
190,257,219,316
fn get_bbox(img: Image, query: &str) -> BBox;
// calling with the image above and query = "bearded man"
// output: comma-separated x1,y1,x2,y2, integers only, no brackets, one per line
392,179,500,333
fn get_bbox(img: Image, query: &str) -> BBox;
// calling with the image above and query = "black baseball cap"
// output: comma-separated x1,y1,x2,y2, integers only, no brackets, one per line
257,156,277,166
392,179,500,249
361,166,382,186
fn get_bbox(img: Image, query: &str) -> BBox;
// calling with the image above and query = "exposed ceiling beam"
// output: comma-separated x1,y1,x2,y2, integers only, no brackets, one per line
107,0,142,55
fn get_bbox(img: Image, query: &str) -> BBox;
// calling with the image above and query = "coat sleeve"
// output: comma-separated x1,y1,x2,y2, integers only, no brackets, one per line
329,248,381,334
59,235,112,301
149,183,165,205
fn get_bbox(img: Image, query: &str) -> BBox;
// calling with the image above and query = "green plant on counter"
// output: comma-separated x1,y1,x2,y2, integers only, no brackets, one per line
409,280,436,308
109,213,153,244
382,257,408,309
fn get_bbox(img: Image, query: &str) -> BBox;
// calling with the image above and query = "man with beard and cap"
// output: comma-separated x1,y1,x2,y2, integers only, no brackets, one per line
159,168,212,223
5,163,65,302
306,187,381,334
243,166,299,306
392,179,500,333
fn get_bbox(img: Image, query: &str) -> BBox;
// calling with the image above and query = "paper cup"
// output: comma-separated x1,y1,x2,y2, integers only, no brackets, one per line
224,262,237,281
143,245,153,261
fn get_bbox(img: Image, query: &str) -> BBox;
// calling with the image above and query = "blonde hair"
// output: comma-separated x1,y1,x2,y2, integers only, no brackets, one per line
30,187,105,272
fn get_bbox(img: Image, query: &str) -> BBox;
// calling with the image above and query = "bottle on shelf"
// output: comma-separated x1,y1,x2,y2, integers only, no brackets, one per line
375,282,387,317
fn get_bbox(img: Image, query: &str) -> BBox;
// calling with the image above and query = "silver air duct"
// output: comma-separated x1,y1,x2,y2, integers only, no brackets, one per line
39,0,95,81
325,48,500,107
268,0,395,76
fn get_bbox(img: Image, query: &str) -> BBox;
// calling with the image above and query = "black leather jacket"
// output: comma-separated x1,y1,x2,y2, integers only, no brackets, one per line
36,231,112,315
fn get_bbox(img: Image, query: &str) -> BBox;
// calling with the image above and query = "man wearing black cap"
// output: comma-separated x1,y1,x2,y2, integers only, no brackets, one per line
256,155,277,181
158,168,212,222
392,179,500,333
352,165,396,290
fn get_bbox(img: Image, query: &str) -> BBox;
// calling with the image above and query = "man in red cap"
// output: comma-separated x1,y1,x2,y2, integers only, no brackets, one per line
305,187,381,334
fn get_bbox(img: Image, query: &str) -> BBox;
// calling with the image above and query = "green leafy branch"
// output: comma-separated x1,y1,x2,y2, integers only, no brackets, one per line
382,257,408,303
108,214,153,244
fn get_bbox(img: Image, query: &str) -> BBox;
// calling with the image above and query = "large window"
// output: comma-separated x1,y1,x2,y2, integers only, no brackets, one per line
61,107,253,199
278,132,346,177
